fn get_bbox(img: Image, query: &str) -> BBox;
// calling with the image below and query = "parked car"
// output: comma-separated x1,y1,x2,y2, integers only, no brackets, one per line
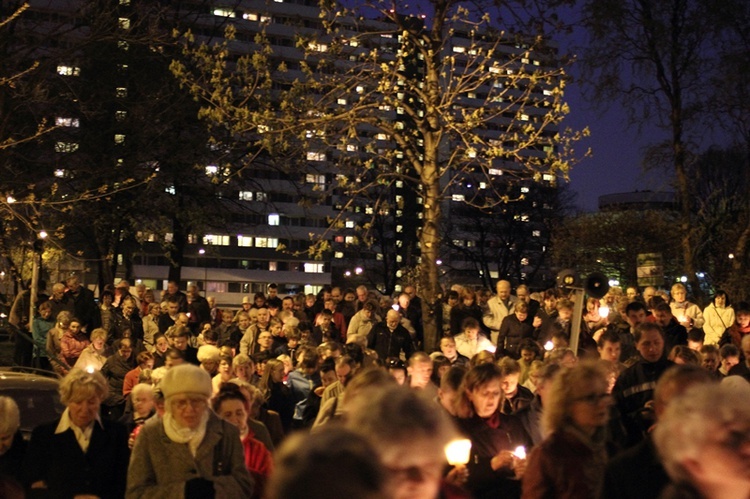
0,367,64,439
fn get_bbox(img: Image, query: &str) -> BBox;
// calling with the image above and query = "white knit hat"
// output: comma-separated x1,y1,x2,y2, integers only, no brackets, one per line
160,364,212,399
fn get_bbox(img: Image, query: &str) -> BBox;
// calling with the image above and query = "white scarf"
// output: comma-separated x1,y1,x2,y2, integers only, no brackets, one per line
163,410,208,457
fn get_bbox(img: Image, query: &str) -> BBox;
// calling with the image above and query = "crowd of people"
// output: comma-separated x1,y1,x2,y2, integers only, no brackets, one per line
1,277,749,499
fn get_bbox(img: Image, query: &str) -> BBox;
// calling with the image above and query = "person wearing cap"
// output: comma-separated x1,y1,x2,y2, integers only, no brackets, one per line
126,364,254,498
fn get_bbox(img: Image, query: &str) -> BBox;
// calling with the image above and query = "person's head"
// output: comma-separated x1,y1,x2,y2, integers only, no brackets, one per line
642,286,656,305
626,286,638,301
625,301,648,328
634,323,665,363
52,282,66,300
699,344,719,372
256,307,270,326
356,285,369,303
653,381,750,497
653,302,674,327
232,353,253,379
460,288,476,307
131,383,155,417
386,358,408,385
456,362,504,418
257,331,274,351
736,302,750,328
446,290,460,307
515,284,530,304
38,300,53,319
397,292,410,310
514,300,529,322
670,283,687,304
66,275,81,293
269,426,386,499
136,351,155,369
597,330,622,363
652,364,717,420
719,344,740,373
319,357,337,388
166,297,180,317
461,317,480,340
56,310,72,330
166,280,179,295
59,369,108,428
164,348,185,368
469,350,495,367
345,386,456,499
556,299,574,321
498,357,521,397
197,345,221,374
407,352,433,389
335,355,358,387
586,297,600,313
439,336,458,359
160,364,212,429
519,339,539,364
172,328,190,351
385,309,400,330
542,360,611,436
116,338,133,359
0,396,20,456
154,333,169,354
262,358,286,388
543,288,558,311
668,345,701,366
437,366,466,416
534,362,562,405
148,302,161,318
713,290,730,308
212,382,250,434
496,280,511,300
686,328,705,351
89,328,108,350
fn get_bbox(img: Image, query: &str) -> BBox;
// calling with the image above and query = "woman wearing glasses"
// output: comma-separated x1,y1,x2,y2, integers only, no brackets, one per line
522,361,612,499
126,364,253,499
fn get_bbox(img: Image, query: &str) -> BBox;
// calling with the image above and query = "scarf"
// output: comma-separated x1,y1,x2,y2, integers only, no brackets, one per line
163,410,209,457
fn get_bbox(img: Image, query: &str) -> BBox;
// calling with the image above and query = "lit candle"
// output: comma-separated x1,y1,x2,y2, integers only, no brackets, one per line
544,341,554,351
445,439,472,466
513,445,526,459
598,305,609,318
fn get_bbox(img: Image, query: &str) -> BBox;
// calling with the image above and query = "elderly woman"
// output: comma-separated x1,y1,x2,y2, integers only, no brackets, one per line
454,362,531,499
74,327,111,372
127,364,254,498
0,396,26,495
522,361,612,499
669,283,704,331
22,369,130,498
702,291,734,346
653,380,750,499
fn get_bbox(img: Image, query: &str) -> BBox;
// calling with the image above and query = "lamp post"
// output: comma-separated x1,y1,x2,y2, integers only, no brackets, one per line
198,248,207,296
29,231,47,328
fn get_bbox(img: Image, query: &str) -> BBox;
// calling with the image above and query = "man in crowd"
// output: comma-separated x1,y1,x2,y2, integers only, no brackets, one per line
483,280,516,345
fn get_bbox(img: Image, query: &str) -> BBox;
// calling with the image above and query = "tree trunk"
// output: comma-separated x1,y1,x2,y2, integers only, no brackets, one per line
418,145,441,352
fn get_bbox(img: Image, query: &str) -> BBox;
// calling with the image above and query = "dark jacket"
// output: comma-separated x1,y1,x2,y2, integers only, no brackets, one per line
454,412,531,499
101,353,137,407
601,435,670,499
612,357,674,446
496,314,534,359
367,321,415,360
66,286,100,331
23,417,129,499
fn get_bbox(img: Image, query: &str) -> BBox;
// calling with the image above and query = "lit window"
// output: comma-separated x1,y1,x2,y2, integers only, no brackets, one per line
205,165,218,175
543,89,552,96
349,39,359,47
306,174,325,184
54,169,66,177
345,220,354,229
304,263,324,273
467,148,477,158
489,168,503,176
239,191,253,201
118,40,129,51
114,134,125,144
452,194,465,202
238,236,253,247
256,192,268,202
119,0,129,4
118,17,130,29
489,66,500,74
520,114,529,121
243,12,258,21
57,65,80,76
268,213,280,226
269,262,278,271
204,235,230,246
521,57,530,64
337,98,347,105
54,142,78,153
260,15,271,23
467,92,476,99
542,174,554,182
55,117,79,127
334,252,343,258
306,151,326,162
479,182,487,189
346,144,358,152
115,111,127,121
365,206,373,215
308,42,328,52
356,85,364,93
344,236,356,244
467,241,475,247
213,8,235,17
165,186,176,195
521,257,529,266
396,225,403,233
255,237,278,248
532,230,541,237
116,87,127,98
453,46,465,53
521,187,530,193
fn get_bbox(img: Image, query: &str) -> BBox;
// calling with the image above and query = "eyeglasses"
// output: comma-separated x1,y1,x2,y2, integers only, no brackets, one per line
573,393,611,405
172,397,207,411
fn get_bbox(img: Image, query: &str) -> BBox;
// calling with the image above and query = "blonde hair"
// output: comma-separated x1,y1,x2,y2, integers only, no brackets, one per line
541,361,609,436
59,368,108,405
0,396,20,435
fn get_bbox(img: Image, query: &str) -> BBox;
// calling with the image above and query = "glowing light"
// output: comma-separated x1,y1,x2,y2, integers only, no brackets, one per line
513,446,526,459
598,306,609,318
544,341,554,351
354,267,363,275
39,231,48,239
445,439,472,465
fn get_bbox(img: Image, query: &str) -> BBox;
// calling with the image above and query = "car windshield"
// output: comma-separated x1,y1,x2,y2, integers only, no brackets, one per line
4,388,64,434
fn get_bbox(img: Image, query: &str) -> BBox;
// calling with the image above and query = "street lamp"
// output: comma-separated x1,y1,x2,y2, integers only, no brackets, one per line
198,248,207,296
